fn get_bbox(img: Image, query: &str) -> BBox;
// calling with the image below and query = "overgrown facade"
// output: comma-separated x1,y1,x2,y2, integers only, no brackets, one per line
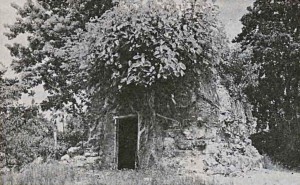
68,76,262,175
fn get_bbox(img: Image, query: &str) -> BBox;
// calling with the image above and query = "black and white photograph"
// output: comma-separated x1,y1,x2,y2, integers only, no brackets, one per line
0,0,299,184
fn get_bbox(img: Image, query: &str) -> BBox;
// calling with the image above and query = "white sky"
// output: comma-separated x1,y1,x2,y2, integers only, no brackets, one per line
0,0,254,104
217,0,254,40
0,0,27,75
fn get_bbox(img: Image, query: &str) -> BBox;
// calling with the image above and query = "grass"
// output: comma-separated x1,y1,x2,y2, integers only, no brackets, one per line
1,162,300,185
84,170,209,185
0,162,210,185
1,162,78,185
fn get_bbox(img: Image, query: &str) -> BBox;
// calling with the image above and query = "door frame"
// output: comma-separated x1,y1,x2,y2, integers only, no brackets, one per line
113,114,139,170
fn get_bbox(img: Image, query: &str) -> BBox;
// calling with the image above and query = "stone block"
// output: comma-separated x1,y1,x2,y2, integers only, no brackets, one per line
193,140,206,150
183,126,206,140
73,155,86,161
203,143,219,154
0,167,10,174
165,130,181,138
61,154,71,161
163,137,175,147
84,152,99,157
67,147,84,157
76,141,84,147
86,156,101,164
203,157,218,167
176,140,193,150
172,150,186,156
204,128,217,139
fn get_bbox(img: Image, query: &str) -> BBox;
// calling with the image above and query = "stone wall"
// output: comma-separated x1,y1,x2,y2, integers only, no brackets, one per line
157,80,262,175
60,78,262,175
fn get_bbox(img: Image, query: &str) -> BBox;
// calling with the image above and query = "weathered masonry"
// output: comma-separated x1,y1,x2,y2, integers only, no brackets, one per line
67,78,262,175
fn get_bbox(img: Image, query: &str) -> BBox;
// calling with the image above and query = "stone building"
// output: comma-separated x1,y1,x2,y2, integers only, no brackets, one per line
61,0,262,175
63,76,262,175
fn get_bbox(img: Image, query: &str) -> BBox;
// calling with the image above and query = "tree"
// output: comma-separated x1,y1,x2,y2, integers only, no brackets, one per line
0,64,22,111
55,0,228,166
5,0,228,121
5,0,114,112
65,0,226,111
4,0,115,153
0,64,23,157
6,0,229,167
56,0,224,118
1,105,57,168
3,0,116,167
234,0,300,167
0,64,56,168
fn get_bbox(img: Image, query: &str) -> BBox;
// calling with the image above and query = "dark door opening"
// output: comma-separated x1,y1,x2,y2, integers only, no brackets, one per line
117,116,138,170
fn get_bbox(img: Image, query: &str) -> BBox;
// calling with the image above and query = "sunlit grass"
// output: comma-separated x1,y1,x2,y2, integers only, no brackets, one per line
1,162,300,185
1,162,78,185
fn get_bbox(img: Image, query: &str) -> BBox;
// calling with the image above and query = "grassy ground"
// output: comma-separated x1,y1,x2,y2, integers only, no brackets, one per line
1,162,300,185
1,162,208,185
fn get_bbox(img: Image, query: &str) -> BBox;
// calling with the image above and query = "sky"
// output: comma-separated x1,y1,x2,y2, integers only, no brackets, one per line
0,0,27,75
217,0,254,40
0,0,254,104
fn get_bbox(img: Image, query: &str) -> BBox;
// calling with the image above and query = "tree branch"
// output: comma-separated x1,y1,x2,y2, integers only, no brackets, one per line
156,113,181,126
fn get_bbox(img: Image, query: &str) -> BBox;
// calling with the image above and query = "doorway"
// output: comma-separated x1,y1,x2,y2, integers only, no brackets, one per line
116,116,138,170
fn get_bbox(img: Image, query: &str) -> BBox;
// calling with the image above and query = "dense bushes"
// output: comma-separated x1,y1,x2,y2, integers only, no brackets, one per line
251,130,300,169
232,0,300,169
1,106,56,168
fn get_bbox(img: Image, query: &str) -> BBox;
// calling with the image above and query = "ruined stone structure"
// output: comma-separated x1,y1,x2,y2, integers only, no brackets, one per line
59,0,262,175
61,76,262,175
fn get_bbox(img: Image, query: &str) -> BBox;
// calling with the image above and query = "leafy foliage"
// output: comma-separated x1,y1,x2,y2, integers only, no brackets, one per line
1,105,56,168
6,0,228,123
58,0,228,120
4,0,229,168
0,65,58,168
234,0,300,168
3,0,114,167
4,0,115,161
0,65,23,111
5,0,114,111
60,114,88,147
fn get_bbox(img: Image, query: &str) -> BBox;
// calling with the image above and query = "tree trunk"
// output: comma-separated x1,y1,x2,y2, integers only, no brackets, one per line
138,91,161,169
